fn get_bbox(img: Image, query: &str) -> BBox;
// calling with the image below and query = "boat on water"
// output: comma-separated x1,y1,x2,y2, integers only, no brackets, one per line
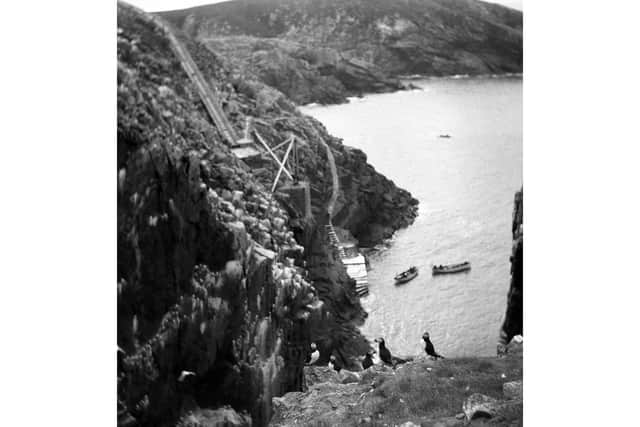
394,266,418,284
432,262,471,275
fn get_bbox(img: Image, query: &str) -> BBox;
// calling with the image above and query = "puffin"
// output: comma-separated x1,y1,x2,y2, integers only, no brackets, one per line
306,343,320,366
422,332,444,359
374,338,410,367
328,355,343,372
362,351,374,370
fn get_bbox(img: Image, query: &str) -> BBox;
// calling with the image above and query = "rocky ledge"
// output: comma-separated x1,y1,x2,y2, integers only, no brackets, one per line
271,340,523,426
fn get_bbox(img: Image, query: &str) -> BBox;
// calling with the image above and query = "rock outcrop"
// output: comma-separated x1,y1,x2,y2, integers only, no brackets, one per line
160,0,522,105
177,407,253,427
498,188,523,353
117,2,417,425
502,380,523,400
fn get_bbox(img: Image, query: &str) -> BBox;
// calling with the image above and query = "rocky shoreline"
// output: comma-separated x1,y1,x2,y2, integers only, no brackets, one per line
198,36,411,105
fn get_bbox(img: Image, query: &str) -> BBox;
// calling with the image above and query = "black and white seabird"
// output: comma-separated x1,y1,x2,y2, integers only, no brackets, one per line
328,355,343,372
306,343,320,366
374,338,410,367
374,338,392,365
422,332,444,359
362,352,374,370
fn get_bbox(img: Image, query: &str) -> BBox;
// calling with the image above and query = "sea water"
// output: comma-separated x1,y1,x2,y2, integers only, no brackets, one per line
301,76,522,357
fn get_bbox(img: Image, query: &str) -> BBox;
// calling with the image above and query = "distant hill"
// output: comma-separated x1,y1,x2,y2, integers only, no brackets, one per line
160,0,522,104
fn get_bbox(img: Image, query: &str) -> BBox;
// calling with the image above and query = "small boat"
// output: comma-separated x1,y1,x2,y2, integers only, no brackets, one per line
432,262,471,275
394,266,418,284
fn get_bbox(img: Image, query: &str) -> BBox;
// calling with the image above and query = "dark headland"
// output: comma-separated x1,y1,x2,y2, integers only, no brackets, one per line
159,0,522,105
117,1,523,426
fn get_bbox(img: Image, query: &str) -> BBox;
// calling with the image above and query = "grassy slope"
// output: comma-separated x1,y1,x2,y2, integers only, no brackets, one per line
271,344,522,426
366,351,522,424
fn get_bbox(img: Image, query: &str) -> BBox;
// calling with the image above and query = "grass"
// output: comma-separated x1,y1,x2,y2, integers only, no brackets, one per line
357,351,523,425
272,349,522,426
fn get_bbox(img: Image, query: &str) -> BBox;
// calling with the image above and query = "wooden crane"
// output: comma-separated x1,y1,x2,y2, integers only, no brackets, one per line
253,130,301,193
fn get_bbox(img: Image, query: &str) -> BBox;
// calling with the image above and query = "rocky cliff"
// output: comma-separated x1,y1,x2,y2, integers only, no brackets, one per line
160,0,522,104
117,2,417,425
499,188,523,351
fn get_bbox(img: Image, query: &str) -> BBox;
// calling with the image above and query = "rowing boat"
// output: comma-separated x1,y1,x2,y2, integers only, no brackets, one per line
432,262,471,275
395,266,418,284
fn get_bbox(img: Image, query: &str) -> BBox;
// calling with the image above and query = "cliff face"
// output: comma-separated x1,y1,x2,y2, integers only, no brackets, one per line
118,6,320,425
499,188,523,349
117,2,417,425
160,0,522,104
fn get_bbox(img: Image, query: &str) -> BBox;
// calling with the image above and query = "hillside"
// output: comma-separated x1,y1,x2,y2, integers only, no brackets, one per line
117,2,417,425
160,0,522,104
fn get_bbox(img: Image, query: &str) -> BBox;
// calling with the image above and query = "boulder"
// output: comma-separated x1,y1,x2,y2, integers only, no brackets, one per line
339,369,360,384
503,380,523,400
272,217,286,230
232,190,244,203
462,393,500,421
304,366,340,386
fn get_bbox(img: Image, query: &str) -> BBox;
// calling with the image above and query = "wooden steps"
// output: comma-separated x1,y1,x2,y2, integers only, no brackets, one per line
131,5,241,147
325,224,369,297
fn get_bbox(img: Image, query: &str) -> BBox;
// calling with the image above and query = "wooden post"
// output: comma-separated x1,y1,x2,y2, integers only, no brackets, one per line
292,136,297,179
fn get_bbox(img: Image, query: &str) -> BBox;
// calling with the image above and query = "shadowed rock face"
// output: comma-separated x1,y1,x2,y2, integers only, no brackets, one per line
160,0,522,104
500,189,523,346
118,3,417,425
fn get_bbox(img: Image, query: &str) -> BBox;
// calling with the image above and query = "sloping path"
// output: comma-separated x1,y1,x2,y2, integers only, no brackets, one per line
307,125,339,221
312,126,369,297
